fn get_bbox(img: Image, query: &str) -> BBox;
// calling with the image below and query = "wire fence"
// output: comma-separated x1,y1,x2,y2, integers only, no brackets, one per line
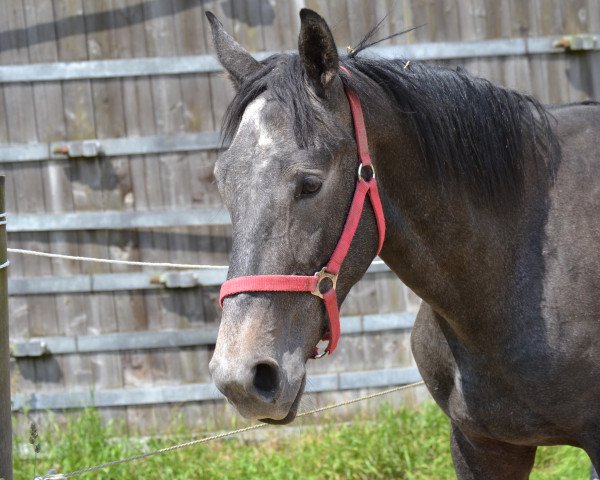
7,246,404,480
6,248,228,270
7,247,386,271
36,381,425,479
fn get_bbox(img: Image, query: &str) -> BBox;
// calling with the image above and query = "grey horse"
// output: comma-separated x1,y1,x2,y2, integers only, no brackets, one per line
206,8,600,479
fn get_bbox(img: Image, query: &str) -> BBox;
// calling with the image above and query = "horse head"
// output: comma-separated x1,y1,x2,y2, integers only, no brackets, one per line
206,9,382,423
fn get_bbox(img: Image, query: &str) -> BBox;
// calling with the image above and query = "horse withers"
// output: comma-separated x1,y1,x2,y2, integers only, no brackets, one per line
206,8,600,479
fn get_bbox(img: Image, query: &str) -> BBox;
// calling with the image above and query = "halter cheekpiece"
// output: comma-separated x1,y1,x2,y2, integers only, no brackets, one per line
219,65,386,357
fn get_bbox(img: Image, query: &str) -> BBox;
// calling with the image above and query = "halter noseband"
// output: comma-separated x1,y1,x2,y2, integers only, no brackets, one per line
219,66,386,357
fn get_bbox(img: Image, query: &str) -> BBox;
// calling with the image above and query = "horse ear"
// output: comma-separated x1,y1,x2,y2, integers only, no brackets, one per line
206,11,262,88
298,9,339,96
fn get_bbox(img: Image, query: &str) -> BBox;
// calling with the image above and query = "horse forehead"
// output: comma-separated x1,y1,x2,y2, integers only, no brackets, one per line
218,98,295,183
238,96,287,153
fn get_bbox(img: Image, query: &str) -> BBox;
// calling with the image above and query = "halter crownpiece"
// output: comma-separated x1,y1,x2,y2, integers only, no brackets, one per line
219,66,386,357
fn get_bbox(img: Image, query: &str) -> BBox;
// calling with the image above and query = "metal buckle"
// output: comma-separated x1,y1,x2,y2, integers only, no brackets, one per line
357,163,375,181
310,267,338,299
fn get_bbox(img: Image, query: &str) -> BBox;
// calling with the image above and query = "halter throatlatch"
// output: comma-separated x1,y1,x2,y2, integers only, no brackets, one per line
219,66,386,357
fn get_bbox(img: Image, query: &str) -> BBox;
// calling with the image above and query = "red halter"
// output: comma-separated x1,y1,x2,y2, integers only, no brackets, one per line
219,67,386,357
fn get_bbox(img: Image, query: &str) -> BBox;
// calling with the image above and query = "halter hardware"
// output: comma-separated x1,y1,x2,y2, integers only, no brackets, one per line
358,163,375,181
312,349,329,360
311,267,338,299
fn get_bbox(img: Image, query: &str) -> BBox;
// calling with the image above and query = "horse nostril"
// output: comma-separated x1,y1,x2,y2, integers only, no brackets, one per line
252,362,280,401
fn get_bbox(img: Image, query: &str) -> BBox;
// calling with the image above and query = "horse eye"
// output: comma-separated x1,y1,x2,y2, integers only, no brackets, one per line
300,176,322,196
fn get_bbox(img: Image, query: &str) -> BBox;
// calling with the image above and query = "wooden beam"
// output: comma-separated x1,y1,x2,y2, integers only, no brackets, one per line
0,36,596,83
11,366,422,411
0,132,223,164
6,260,390,296
7,207,231,232
10,311,416,357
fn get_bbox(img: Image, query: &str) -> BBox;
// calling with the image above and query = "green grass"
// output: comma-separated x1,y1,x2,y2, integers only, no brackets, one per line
13,403,590,479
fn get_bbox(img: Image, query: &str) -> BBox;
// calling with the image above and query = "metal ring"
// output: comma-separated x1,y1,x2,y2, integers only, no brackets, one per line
310,267,338,299
357,163,375,181
0,260,10,270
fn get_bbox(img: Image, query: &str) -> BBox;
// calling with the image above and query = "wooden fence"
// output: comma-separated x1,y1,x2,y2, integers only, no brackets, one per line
1,0,599,435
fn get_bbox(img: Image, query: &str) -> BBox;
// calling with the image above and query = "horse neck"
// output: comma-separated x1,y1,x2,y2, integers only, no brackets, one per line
371,114,549,342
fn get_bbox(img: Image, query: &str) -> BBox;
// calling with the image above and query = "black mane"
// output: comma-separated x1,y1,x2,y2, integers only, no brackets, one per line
222,51,559,204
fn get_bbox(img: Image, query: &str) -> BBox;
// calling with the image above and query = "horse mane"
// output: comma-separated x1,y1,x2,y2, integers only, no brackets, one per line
222,46,560,205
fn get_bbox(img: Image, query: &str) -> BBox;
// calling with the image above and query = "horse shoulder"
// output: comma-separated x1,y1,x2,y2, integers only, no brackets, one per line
411,302,578,445
534,103,600,412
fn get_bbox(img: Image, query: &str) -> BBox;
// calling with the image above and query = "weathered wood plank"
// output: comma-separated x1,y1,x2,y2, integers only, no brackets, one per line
84,0,140,429
3,0,63,402
168,0,216,430
23,0,94,403
12,365,422,410
141,0,192,433
52,0,118,430
114,0,164,435
0,1,30,400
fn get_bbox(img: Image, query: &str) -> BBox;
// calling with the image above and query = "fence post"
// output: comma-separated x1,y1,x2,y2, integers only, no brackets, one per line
0,176,12,480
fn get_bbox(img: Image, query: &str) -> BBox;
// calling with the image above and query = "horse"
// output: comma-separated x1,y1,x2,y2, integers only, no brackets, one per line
205,8,600,479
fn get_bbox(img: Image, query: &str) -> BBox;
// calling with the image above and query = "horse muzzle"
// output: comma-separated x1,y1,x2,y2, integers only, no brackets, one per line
209,352,305,422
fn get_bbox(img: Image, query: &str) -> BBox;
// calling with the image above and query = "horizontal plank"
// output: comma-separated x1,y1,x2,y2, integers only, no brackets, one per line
7,260,391,295
372,34,597,61
11,366,422,411
10,311,416,357
0,35,596,83
0,54,225,83
1,35,597,165
0,143,50,162
0,132,223,163
9,271,167,295
7,208,231,232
